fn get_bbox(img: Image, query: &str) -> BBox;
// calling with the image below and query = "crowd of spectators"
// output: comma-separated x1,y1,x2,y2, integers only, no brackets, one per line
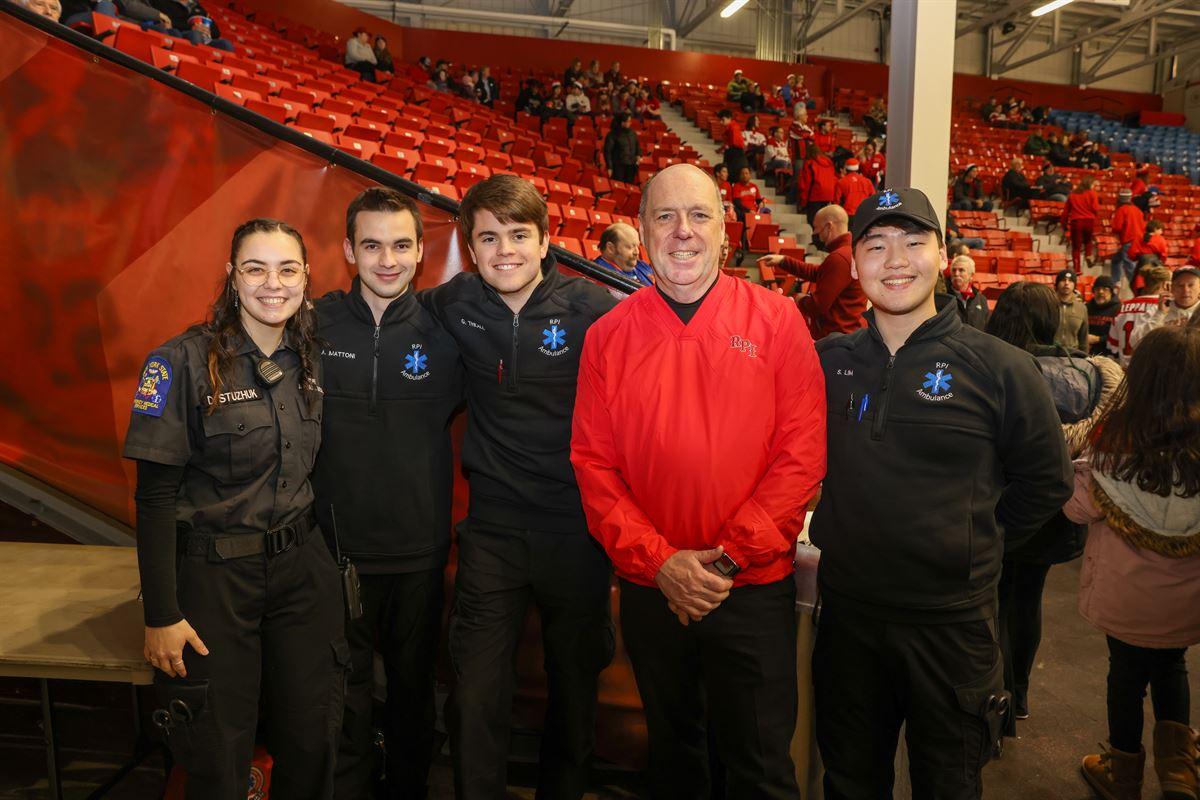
34,0,236,49
981,95,1046,129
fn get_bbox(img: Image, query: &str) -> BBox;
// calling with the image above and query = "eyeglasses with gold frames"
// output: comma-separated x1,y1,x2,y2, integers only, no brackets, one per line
234,261,308,288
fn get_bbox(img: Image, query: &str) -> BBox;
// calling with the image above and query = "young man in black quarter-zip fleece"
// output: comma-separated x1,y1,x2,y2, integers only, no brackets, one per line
312,188,464,800
419,174,618,800
810,188,1072,799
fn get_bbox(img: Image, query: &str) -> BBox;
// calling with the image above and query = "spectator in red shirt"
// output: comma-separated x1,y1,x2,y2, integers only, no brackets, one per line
813,118,836,155
713,163,734,218
1061,176,1100,273
798,143,837,225
1189,229,1200,268
732,167,765,217
834,159,875,215
716,109,748,178
1130,164,1151,196
757,205,866,339
859,140,886,187
1110,188,1146,289
1139,219,1169,266
790,103,814,151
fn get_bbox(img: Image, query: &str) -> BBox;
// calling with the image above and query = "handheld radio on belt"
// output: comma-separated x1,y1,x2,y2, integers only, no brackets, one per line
330,506,364,620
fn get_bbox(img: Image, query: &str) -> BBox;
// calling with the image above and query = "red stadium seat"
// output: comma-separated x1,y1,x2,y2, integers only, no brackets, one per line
214,83,260,105
557,207,592,239
246,98,289,124
175,61,225,92
370,152,411,177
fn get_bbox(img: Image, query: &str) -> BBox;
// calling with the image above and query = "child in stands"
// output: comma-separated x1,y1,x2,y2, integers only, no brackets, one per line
1068,324,1200,800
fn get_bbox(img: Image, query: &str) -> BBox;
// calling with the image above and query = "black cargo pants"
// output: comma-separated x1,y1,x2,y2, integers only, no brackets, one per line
154,528,348,800
813,600,1006,800
335,568,444,800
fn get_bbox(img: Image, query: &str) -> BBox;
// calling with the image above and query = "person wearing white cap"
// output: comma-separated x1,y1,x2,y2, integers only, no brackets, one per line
726,69,748,103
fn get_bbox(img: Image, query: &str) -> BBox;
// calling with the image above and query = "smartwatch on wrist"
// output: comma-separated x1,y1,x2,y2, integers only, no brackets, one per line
713,552,741,578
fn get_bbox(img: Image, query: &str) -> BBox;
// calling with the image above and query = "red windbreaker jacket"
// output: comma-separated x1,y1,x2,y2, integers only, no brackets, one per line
571,275,827,587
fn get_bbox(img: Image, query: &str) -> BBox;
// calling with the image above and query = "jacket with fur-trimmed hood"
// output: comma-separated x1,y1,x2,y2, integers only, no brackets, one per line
1065,459,1200,649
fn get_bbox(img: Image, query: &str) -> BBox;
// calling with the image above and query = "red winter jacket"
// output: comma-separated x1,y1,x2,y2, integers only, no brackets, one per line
571,275,827,586
860,153,885,184
799,156,837,205
1111,203,1145,249
781,232,867,339
834,172,875,214
1061,190,1099,224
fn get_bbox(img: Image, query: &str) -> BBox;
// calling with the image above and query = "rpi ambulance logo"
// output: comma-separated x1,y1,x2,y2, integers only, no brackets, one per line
876,190,902,210
917,363,954,402
403,344,430,381
539,320,569,357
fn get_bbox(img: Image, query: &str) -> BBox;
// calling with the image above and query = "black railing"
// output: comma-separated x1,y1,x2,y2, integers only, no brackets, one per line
0,0,642,294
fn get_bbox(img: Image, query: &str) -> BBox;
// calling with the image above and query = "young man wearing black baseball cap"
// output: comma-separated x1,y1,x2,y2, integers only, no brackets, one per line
809,187,1073,798
1054,268,1089,352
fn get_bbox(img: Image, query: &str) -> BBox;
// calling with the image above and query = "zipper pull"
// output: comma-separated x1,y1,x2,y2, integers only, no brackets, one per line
373,325,381,353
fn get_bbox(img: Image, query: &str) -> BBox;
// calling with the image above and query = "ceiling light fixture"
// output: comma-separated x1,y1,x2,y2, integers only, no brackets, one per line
720,0,750,18
1031,0,1075,17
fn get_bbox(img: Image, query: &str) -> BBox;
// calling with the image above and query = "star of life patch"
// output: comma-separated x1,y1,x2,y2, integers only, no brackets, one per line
132,355,173,417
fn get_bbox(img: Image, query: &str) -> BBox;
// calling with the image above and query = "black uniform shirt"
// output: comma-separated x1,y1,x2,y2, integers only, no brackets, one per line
123,326,322,536
312,282,464,572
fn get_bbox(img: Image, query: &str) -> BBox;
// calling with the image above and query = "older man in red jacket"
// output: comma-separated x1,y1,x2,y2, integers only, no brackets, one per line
758,204,867,339
571,163,826,800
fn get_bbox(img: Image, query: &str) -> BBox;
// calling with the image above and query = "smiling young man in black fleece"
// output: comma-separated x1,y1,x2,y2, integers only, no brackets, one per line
419,174,618,800
810,188,1073,799
311,187,464,800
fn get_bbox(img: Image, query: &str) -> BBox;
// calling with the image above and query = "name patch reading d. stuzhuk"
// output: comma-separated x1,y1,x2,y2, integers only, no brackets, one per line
132,356,173,417
204,387,263,406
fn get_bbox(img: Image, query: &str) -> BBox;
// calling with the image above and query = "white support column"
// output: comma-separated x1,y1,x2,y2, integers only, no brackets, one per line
885,0,956,235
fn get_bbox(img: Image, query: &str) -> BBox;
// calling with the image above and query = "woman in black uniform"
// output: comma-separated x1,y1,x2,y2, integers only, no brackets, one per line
124,219,347,799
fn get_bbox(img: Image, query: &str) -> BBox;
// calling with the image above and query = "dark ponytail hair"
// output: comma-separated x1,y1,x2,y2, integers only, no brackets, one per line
985,281,1059,352
205,218,318,413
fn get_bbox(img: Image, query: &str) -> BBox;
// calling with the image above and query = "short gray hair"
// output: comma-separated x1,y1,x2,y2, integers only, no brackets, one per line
950,255,976,274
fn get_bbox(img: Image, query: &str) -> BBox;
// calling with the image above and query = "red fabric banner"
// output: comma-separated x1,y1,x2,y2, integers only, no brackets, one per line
0,12,465,527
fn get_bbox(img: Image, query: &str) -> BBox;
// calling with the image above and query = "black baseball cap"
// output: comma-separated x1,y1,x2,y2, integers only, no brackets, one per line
851,188,943,243
1056,269,1077,284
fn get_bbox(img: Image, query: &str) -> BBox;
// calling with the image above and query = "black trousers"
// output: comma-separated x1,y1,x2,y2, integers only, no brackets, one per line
446,519,614,800
620,578,799,800
1106,635,1191,753
335,569,444,800
156,530,347,800
813,601,1004,800
723,146,748,180
997,559,1051,728
611,163,638,184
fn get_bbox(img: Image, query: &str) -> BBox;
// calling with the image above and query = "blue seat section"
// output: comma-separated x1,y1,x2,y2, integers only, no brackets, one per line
1047,110,1200,184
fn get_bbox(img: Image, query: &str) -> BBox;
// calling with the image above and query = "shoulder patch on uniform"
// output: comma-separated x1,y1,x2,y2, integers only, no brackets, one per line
132,355,173,417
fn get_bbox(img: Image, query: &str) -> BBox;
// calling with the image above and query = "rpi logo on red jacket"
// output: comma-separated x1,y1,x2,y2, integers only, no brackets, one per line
247,765,266,800
729,335,758,358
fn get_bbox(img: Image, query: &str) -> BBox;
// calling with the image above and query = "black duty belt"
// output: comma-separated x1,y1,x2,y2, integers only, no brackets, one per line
181,508,317,560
